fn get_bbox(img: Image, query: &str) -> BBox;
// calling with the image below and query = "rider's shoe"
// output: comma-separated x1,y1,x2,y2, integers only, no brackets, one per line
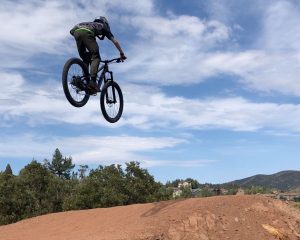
87,81,99,94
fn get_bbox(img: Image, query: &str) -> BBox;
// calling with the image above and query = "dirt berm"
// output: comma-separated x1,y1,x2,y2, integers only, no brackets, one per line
0,195,300,240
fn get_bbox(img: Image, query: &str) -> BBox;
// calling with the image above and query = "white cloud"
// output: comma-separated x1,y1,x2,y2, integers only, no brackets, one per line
2,0,300,98
119,14,232,84
1,0,238,86
203,0,300,96
105,0,154,16
262,1,300,51
122,84,300,132
0,72,115,127
0,133,186,166
0,132,216,168
1,1,72,55
0,0,154,69
115,1,300,97
2,0,300,133
1,72,25,97
240,1,300,95
142,159,216,168
127,15,229,41
2,72,300,133
69,135,186,165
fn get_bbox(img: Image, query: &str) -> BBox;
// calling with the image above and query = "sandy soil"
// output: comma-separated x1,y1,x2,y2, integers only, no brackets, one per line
0,195,300,240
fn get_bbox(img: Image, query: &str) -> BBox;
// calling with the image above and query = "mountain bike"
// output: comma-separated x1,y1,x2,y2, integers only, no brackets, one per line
62,57,124,123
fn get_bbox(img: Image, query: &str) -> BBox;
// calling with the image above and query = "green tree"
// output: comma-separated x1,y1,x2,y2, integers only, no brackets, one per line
226,188,238,195
153,184,173,201
0,160,77,225
125,161,160,204
4,164,13,175
63,176,94,210
165,179,182,188
63,164,128,210
180,186,193,198
47,175,74,213
92,164,128,207
18,160,54,216
185,178,201,189
244,186,271,194
196,187,213,198
78,165,89,179
0,170,18,224
46,148,75,179
63,162,163,210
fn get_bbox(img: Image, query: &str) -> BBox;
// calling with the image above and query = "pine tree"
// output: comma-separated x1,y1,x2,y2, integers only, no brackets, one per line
18,160,53,216
78,165,88,179
4,164,13,175
46,149,75,179
0,168,18,224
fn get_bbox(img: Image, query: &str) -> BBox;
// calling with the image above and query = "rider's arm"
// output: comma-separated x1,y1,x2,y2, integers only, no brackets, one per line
110,37,126,60
101,26,127,60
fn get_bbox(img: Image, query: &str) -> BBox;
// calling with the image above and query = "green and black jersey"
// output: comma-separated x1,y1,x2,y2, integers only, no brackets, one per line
70,21,114,40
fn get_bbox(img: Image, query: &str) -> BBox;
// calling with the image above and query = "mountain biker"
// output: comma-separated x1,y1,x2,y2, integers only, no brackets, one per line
70,16,127,93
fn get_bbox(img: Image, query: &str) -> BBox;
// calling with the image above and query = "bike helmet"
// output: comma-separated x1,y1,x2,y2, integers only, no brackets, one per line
94,16,109,25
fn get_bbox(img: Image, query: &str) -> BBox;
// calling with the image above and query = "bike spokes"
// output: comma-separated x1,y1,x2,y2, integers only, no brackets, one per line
67,64,86,100
62,58,90,108
100,81,123,123
105,85,120,115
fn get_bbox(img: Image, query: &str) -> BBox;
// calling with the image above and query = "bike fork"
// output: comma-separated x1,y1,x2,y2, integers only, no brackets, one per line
107,71,117,103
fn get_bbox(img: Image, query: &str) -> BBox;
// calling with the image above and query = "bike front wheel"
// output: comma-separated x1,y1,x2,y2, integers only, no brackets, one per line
62,58,90,107
100,81,123,123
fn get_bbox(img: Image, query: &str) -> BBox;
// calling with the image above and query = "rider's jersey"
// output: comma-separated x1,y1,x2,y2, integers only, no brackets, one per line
70,22,114,40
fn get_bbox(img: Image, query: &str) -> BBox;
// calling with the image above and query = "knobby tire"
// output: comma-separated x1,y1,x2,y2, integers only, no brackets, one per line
62,58,90,107
100,81,123,123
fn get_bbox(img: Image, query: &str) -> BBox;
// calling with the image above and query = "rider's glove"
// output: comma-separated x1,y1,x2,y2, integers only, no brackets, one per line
120,52,127,61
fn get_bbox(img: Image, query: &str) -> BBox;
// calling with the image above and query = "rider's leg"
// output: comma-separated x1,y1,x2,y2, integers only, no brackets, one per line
82,33,100,83
81,33,100,92
74,31,91,69
83,52,92,73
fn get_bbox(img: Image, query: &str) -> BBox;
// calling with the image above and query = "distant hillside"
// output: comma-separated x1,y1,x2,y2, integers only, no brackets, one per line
225,170,300,191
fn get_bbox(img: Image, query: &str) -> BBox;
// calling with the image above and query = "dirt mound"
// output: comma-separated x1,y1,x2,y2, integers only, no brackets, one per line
1,195,300,240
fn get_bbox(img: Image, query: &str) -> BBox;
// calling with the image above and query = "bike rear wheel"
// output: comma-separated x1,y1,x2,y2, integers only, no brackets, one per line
62,58,90,107
100,81,123,123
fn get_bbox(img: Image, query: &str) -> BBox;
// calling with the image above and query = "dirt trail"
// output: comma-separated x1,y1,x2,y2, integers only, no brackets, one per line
0,195,299,240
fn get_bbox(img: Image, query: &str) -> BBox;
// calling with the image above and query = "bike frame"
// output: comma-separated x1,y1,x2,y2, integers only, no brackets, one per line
95,58,120,101
76,58,120,98
96,58,121,88
96,62,112,89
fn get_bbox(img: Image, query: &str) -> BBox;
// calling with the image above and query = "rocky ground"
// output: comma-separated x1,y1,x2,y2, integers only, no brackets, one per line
1,195,300,240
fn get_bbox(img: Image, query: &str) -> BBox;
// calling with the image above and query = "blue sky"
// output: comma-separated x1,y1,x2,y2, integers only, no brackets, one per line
1,0,300,183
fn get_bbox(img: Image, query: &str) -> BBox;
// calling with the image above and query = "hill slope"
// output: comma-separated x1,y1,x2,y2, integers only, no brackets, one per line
226,170,300,191
0,195,299,240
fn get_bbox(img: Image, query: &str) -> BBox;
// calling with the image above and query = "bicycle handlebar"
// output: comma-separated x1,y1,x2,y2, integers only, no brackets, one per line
100,58,123,64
